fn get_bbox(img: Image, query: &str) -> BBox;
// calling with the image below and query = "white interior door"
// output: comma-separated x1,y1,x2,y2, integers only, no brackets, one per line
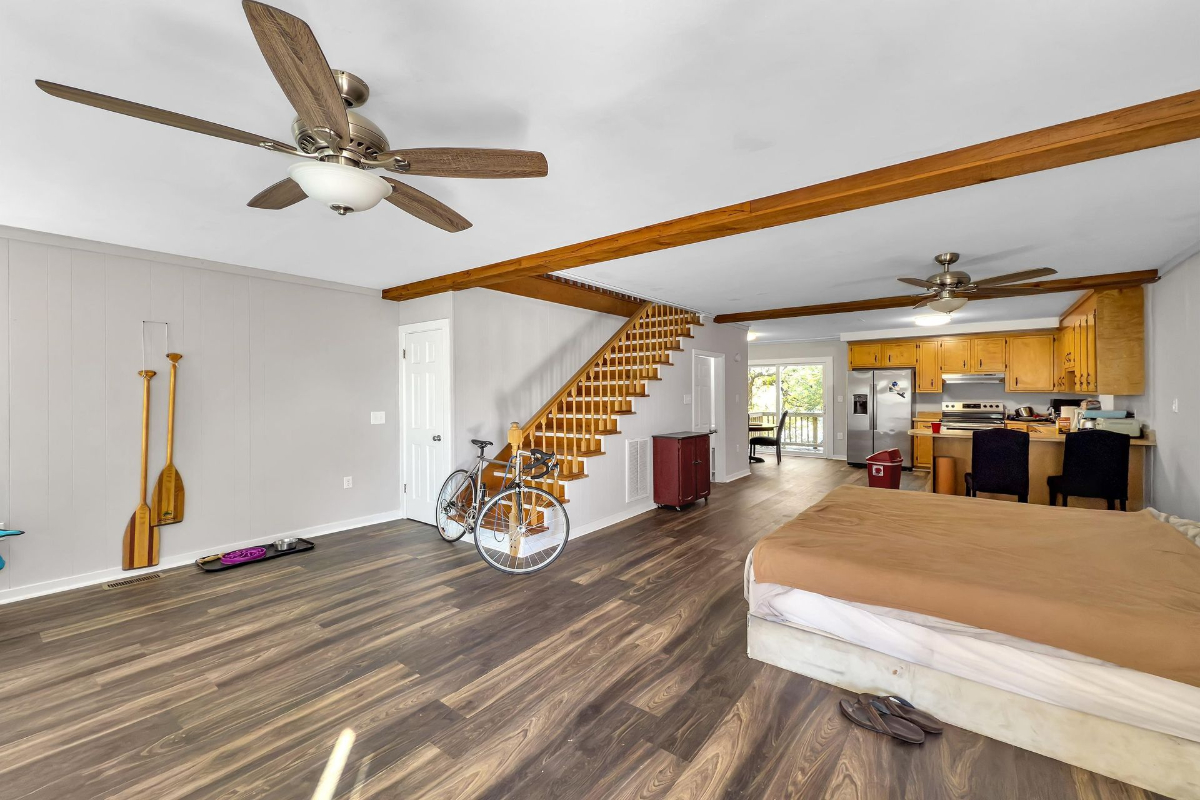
403,323,450,524
693,354,715,431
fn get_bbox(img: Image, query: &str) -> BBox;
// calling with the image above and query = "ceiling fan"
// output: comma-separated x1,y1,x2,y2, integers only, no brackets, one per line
898,253,1057,313
35,0,549,231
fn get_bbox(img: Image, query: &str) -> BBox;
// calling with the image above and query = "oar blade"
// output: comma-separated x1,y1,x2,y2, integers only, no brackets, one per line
124,504,155,569
152,465,186,526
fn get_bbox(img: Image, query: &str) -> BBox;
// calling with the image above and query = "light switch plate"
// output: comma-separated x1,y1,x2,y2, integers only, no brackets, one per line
371,411,385,425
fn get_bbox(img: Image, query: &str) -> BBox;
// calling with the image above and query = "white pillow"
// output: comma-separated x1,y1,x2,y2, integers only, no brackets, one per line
1144,507,1200,546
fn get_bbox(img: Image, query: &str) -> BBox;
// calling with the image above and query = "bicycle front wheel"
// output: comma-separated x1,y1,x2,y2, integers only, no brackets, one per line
475,486,569,574
435,469,476,542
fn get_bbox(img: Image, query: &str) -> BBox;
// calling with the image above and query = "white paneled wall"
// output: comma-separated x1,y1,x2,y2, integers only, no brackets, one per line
0,231,401,601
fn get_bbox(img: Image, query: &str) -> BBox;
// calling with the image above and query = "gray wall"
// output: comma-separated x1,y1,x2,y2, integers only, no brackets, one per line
1139,251,1200,519
749,340,848,458
0,229,402,601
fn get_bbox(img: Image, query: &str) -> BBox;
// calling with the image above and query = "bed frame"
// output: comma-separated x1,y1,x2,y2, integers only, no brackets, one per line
747,613,1200,800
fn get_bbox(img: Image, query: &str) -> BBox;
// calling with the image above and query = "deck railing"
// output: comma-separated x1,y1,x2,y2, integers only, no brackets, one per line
750,411,824,452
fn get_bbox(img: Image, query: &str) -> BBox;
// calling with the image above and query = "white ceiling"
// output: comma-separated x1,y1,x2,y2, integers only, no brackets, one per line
3,1,1199,339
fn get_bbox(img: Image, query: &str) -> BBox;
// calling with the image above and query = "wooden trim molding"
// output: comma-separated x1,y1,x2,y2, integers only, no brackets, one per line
485,274,643,317
712,270,1159,323
383,89,1200,302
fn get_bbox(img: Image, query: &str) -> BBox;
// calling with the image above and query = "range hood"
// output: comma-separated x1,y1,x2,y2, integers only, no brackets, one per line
941,372,1006,384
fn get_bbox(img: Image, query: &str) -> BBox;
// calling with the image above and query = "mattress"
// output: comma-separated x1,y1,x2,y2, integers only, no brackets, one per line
745,554,1200,744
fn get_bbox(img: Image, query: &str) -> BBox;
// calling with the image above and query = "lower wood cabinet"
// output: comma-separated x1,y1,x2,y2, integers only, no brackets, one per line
913,421,933,469
653,432,711,509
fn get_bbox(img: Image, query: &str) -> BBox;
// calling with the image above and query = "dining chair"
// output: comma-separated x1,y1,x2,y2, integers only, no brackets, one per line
750,410,789,464
965,428,1030,502
1048,429,1130,510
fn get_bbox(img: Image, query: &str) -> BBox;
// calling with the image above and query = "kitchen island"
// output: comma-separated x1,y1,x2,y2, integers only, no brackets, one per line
908,428,1154,509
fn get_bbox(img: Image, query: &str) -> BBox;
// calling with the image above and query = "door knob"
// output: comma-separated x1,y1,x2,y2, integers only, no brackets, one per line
432,435,442,442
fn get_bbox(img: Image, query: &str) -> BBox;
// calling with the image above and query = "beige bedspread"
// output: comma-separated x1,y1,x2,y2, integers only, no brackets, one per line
751,485,1200,687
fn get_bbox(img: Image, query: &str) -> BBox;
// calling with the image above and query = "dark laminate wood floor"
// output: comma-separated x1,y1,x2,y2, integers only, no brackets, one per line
0,458,1168,799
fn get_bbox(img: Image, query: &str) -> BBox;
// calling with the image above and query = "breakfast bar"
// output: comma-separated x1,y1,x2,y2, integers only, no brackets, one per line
908,428,1155,509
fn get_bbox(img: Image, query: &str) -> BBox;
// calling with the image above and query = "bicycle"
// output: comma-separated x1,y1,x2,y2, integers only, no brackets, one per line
435,438,570,575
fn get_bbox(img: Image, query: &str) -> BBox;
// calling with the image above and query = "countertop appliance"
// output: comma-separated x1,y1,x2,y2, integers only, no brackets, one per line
1096,418,1143,437
848,369,914,468
940,401,1006,430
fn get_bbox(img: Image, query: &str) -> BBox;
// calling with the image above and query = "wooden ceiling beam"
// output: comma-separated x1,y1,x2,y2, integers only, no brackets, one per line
383,89,1200,303
711,270,1160,323
485,274,643,316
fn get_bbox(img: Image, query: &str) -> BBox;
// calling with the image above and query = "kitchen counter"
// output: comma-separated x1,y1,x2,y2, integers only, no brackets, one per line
909,429,1156,446
907,428,1154,509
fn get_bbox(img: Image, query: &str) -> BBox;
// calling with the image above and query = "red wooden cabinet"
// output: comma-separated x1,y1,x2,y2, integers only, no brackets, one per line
653,432,711,509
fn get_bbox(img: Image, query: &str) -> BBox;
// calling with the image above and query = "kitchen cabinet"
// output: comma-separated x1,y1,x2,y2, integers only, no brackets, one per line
1085,311,1098,392
972,338,1006,372
913,420,933,469
652,432,710,509
915,341,941,393
1005,335,1055,392
881,341,917,367
939,339,970,372
1053,330,1068,391
849,343,881,369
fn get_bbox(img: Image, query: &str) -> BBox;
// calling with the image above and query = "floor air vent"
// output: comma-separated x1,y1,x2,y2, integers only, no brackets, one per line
104,573,162,589
626,438,650,502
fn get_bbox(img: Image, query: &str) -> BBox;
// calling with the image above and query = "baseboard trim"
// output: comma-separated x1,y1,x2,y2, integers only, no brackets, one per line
0,508,405,606
720,469,752,482
570,501,657,539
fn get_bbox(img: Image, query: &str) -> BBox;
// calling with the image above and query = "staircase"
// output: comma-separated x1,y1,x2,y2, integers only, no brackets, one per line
484,302,703,501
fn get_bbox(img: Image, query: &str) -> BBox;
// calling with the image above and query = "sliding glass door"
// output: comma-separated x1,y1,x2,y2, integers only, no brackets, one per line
748,360,829,456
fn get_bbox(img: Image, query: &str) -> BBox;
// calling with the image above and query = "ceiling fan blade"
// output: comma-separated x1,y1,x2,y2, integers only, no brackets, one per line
381,178,472,232
35,80,294,151
897,276,937,289
912,296,934,309
381,148,548,179
971,267,1057,287
247,177,307,209
242,0,348,144
967,286,1051,297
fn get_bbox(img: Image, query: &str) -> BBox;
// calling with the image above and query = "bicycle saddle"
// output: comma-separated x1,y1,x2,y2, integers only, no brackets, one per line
471,439,493,449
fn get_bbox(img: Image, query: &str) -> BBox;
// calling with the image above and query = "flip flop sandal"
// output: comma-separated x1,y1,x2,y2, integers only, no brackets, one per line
838,697,925,744
865,694,945,735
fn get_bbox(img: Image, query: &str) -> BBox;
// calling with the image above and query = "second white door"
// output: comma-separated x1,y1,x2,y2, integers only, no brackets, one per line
403,323,450,524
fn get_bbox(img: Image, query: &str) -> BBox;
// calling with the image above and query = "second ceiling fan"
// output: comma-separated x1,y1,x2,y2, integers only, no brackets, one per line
898,252,1056,313
36,0,549,231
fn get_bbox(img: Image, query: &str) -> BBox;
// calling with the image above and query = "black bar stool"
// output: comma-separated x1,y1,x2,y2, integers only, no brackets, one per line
965,428,1030,503
1048,429,1130,510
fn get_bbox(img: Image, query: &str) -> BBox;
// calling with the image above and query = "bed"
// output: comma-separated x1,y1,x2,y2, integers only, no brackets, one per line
745,484,1200,800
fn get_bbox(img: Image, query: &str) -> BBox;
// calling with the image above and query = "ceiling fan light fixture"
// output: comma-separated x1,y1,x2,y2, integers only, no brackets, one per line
746,330,759,341
927,295,968,314
287,161,390,214
914,313,952,327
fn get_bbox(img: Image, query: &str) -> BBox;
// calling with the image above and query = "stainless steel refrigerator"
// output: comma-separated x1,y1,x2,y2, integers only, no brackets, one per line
847,369,914,467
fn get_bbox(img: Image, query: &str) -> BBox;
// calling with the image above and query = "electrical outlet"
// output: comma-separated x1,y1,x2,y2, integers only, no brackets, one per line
343,476,353,489
836,395,843,403
683,394,692,405
371,411,385,424
1172,398,1179,413
836,432,843,440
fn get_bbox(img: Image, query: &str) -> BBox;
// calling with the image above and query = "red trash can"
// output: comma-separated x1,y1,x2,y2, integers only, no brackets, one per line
866,448,903,489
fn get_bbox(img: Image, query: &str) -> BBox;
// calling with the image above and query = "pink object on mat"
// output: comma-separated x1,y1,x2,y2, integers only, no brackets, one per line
220,547,267,565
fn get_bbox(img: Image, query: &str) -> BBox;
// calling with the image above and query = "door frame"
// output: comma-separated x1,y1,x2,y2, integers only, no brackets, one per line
399,318,453,521
747,356,834,458
692,349,726,482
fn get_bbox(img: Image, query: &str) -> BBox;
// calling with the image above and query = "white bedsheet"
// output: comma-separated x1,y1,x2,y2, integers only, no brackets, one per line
745,554,1200,744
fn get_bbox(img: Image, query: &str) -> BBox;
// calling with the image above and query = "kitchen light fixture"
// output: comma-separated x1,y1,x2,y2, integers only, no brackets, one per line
287,161,391,215
927,293,969,314
914,313,953,327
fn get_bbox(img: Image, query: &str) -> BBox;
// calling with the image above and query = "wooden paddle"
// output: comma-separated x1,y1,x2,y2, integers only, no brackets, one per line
123,370,157,570
152,353,185,527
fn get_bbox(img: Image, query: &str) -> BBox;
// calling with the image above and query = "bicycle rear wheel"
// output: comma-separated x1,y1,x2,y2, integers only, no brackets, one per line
475,486,569,574
435,469,476,542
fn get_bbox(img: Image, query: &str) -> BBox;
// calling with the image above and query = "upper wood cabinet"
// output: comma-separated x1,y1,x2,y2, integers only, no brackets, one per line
939,339,970,373
915,341,941,393
849,343,881,369
972,338,1006,372
1006,335,1055,392
881,341,917,367
1058,287,1144,395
